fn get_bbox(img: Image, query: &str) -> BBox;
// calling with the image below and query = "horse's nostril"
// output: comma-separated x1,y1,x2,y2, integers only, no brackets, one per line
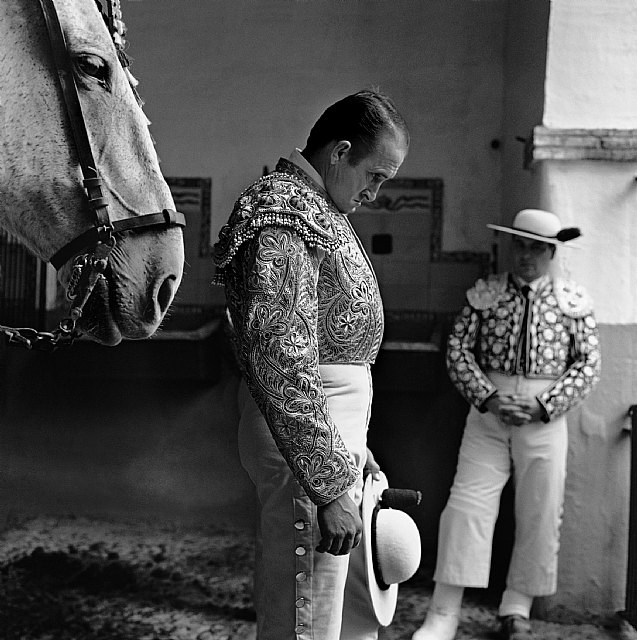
156,275,176,315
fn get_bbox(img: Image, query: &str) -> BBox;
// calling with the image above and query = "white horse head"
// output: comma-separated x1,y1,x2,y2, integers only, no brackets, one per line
0,0,185,345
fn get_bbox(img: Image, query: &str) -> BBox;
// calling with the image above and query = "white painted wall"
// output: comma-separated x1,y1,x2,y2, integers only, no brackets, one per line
541,0,637,321
553,325,633,614
544,0,637,129
537,161,637,325
533,0,637,616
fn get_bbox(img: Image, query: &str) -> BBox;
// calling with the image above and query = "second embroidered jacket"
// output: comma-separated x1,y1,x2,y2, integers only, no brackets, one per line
214,158,384,505
447,273,601,420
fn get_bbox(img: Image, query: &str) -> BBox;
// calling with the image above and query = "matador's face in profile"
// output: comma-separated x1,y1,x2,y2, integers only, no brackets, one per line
325,129,408,214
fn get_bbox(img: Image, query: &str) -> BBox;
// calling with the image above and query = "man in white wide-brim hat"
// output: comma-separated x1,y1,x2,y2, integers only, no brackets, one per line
412,209,601,640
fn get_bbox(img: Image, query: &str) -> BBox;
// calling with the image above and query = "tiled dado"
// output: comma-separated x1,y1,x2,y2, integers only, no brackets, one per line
351,178,489,312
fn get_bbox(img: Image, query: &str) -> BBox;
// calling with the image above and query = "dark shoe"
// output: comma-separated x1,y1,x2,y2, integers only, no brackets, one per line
498,615,535,640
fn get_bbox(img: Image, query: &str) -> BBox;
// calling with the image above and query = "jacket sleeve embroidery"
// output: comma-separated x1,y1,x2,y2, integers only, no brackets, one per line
446,304,498,410
536,310,601,420
225,226,359,506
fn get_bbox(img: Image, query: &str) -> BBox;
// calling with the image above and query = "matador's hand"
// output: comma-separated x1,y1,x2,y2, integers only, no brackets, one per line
316,493,362,556
504,394,545,423
364,446,381,480
485,395,532,426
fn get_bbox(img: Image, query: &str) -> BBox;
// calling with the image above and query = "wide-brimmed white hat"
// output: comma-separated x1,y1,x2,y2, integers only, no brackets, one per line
362,472,422,626
487,209,581,246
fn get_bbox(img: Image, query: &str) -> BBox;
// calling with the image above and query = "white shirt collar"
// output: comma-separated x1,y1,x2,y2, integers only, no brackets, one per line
288,148,325,190
515,273,549,292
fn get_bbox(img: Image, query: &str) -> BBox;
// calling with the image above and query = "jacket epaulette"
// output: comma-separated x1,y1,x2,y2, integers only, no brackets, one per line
466,273,508,310
213,172,345,284
554,278,593,318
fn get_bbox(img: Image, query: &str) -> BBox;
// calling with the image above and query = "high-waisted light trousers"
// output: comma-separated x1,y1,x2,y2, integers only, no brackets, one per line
238,363,378,640
434,372,568,596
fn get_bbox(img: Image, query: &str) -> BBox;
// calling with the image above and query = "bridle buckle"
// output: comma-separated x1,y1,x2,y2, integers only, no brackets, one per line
95,224,115,243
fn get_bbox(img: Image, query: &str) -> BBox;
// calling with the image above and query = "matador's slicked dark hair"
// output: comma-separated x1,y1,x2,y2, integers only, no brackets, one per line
304,89,409,164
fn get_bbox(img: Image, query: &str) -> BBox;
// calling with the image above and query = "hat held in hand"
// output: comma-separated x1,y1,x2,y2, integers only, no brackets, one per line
487,209,581,246
362,471,422,626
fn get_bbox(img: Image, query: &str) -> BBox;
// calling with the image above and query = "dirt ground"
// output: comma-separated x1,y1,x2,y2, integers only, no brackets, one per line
0,516,634,640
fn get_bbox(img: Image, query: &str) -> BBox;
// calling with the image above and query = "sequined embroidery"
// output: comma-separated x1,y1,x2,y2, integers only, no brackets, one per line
447,274,601,419
214,161,346,282
213,160,384,504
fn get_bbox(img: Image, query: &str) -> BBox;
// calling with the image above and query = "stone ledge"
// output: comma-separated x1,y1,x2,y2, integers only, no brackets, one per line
527,126,637,165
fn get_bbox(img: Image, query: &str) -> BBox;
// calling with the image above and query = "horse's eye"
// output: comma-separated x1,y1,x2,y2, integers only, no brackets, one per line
75,54,109,84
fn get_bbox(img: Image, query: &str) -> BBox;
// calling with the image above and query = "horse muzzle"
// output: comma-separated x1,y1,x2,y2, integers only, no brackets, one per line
71,226,184,345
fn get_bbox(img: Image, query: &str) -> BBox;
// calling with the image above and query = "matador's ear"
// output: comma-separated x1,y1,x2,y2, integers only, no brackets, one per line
331,140,353,164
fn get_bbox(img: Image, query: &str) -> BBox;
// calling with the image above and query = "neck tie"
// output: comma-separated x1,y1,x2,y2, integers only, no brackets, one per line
519,285,532,373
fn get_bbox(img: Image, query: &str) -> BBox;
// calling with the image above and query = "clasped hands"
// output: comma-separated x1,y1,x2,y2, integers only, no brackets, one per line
485,393,544,426
315,446,381,556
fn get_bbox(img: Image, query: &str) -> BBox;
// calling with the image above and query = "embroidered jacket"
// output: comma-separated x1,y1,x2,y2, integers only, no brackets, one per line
214,158,384,505
447,273,601,420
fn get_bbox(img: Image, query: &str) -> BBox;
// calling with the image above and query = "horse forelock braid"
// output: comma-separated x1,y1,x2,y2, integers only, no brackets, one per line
93,0,145,109
94,0,127,49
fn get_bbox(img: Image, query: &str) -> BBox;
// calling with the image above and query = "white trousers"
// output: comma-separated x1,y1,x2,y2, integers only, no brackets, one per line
238,363,378,640
434,373,568,596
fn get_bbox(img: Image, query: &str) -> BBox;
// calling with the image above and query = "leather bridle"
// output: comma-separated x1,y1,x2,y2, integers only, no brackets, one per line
0,0,186,351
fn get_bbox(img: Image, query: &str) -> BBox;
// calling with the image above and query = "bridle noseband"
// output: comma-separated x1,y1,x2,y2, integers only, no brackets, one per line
1,0,186,351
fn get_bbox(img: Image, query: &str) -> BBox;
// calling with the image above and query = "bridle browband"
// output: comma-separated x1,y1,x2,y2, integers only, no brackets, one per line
0,0,185,351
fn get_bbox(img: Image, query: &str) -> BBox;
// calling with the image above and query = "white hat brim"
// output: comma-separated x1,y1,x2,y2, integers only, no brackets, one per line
362,471,398,627
486,224,580,248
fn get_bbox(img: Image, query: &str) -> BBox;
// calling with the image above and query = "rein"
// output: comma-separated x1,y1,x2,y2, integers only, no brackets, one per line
0,0,186,351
